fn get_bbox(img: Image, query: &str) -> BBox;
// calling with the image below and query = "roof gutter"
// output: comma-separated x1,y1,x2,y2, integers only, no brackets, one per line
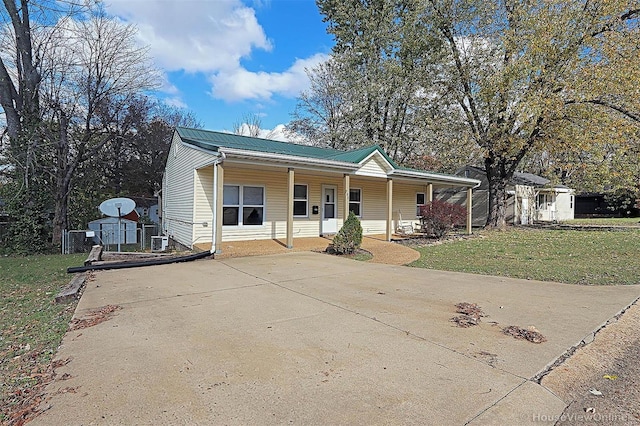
390,169,481,188
218,147,358,171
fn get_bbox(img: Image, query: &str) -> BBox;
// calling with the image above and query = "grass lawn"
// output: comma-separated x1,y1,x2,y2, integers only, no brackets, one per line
562,217,640,226
409,228,640,285
0,253,85,422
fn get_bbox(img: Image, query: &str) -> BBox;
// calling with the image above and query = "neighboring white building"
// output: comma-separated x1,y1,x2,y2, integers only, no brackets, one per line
537,185,575,222
436,166,575,225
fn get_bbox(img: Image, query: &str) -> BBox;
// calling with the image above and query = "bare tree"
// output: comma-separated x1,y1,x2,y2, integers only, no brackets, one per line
232,112,263,138
42,15,159,245
0,1,160,250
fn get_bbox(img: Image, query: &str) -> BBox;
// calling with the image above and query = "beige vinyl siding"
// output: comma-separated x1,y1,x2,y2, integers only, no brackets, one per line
351,178,387,234
355,154,390,178
393,184,428,230
219,168,346,242
193,166,214,244
162,132,217,247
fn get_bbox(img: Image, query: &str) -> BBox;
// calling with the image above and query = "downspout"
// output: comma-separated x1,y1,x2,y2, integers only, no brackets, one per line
210,152,226,254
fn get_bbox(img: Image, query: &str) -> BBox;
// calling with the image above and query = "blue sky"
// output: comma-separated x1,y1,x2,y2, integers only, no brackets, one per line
104,0,334,139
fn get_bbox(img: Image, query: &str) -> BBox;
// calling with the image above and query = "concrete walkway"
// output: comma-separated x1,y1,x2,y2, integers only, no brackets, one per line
203,234,420,265
34,252,639,425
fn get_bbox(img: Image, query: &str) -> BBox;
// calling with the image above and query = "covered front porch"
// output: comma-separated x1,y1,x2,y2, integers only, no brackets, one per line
195,234,422,265
205,160,476,254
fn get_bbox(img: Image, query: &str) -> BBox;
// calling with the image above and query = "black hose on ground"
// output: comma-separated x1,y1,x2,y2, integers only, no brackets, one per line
67,251,212,273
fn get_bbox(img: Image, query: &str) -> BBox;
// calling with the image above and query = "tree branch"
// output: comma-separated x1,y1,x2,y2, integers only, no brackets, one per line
566,98,640,122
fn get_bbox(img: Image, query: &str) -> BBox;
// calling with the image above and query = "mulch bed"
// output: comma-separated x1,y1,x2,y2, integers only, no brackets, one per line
396,233,482,248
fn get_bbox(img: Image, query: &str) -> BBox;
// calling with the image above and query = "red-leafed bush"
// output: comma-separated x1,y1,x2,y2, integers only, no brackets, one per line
419,200,467,239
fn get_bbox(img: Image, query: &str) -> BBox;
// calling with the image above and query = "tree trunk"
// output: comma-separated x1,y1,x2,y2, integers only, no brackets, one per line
51,183,68,249
485,155,511,229
51,117,71,248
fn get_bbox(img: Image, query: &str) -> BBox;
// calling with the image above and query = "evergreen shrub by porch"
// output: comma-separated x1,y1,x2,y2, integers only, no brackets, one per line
419,200,467,239
332,211,363,254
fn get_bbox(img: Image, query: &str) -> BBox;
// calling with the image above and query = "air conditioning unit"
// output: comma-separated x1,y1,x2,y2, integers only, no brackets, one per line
151,236,169,252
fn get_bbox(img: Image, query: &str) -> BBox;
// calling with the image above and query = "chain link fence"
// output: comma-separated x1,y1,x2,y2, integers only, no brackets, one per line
63,224,161,254
139,224,160,251
62,230,96,254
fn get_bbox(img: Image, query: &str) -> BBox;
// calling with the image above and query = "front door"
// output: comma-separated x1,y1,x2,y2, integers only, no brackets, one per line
321,185,338,235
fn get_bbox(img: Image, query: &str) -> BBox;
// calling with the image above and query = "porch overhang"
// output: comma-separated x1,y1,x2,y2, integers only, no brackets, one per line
389,169,481,188
218,147,359,173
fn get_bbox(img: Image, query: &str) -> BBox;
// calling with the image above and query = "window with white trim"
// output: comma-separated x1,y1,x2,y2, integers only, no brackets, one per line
294,184,308,217
223,185,264,226
349,188,362,217
416,192,426,216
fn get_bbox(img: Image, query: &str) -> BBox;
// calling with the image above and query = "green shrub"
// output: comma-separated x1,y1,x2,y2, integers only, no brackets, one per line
331,211,363,254
419,200,467,239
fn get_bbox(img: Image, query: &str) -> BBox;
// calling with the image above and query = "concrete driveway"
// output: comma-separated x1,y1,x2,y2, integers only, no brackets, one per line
35,252,639,425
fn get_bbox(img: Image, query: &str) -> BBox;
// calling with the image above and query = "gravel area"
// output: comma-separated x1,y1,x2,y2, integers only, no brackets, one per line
542,300,640,425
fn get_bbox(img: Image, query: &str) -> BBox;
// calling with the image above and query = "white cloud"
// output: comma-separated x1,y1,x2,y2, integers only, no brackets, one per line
210,53,329,101
104,1,328,103
105,0,271,73
221,123,305,143
163,97,188,109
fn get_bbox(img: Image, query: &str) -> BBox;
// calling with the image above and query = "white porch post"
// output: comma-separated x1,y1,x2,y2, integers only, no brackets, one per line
286,168,294,249
386,178,393,241
343,174,350,221
466,187,473,235
426,183,433,203
215,162,224,254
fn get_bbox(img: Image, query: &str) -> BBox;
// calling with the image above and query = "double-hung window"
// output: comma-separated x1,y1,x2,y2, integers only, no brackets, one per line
223,185,264,226
294,184,308,217
349,188,362,217
416,192,426,216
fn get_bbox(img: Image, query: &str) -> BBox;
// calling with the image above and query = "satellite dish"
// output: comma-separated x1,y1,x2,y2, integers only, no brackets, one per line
99,198,136,217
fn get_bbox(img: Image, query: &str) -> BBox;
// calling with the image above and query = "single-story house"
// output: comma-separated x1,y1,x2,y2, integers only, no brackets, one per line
162,127,481,253
436,166,574,225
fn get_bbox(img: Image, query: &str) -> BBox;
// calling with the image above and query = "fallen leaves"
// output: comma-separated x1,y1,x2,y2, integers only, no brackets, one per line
502,325,547,343
3,357,74,426
69,305,121,331
451,302,485,328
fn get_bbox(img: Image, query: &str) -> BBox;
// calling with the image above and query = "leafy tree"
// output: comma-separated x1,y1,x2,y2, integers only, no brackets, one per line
317,0,640,227
293,2,469,164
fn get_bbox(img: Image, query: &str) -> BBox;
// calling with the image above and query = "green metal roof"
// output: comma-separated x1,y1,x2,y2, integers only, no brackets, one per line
327,145,399,168
175,127,479,186
176,127,394,166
